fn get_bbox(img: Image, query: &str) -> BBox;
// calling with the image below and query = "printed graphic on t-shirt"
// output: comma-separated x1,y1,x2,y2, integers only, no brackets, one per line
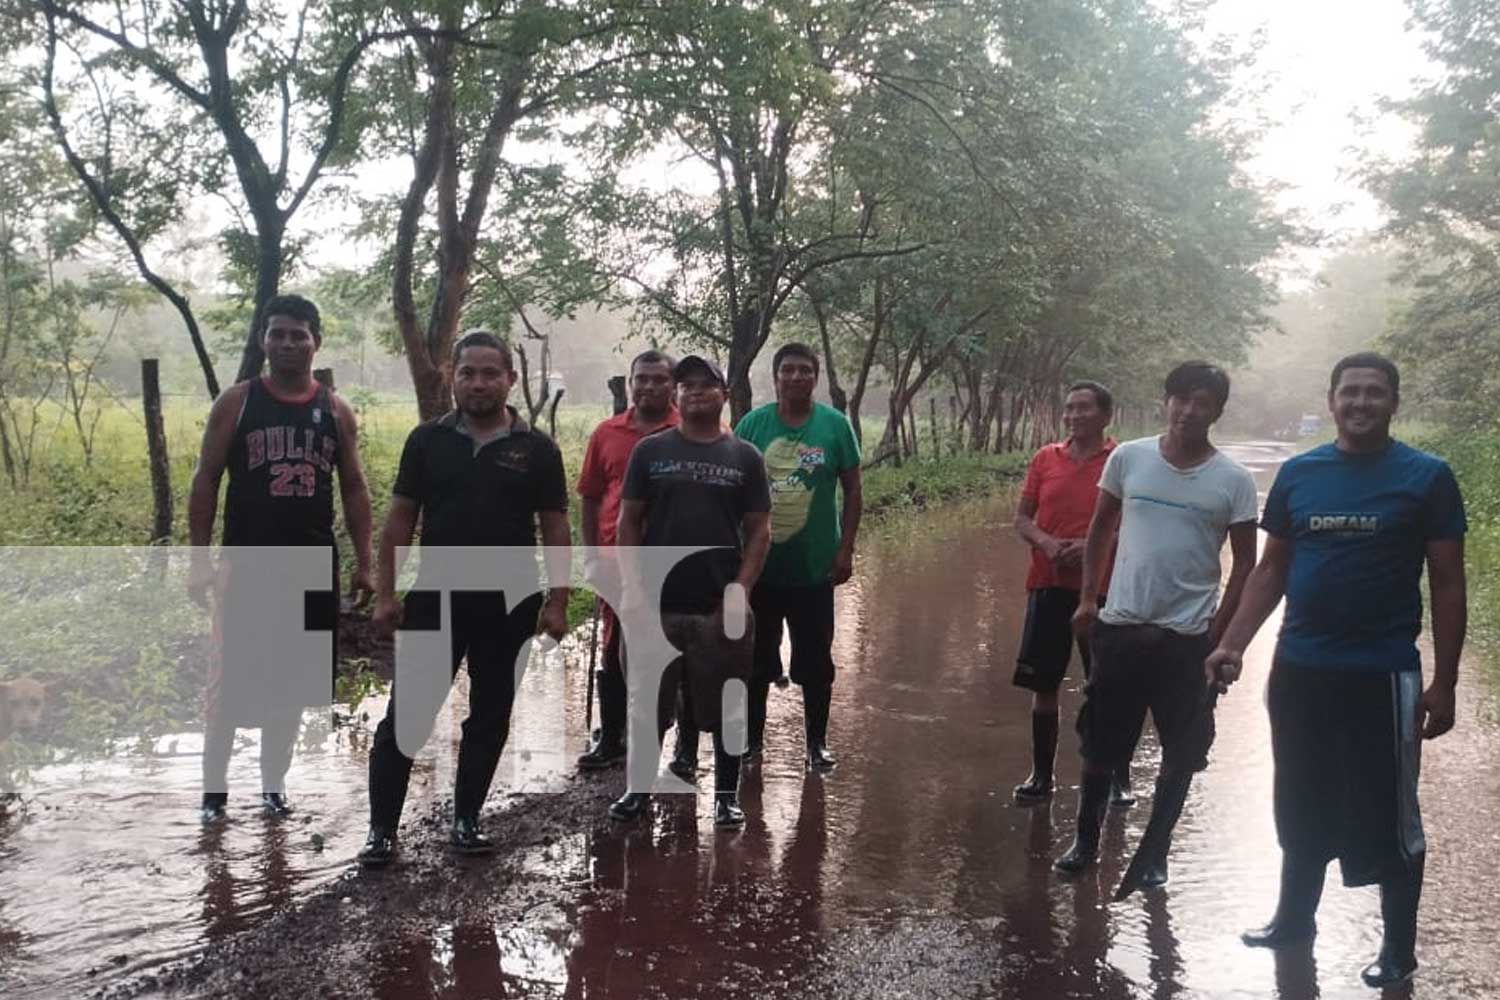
1306,513,1380,534
763,437,825,542
646,458,747,488
244,426,338,497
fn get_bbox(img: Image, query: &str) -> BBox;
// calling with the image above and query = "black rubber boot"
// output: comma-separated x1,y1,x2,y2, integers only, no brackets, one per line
358,826,397,868
577,670,628,769
1242,852,1327,948
1361,858,1422,988
260,792,293,818
713,731,745,828
200,792,228,824
804,683,837,772
608,791,652,821
1014,712,1058,803
1140,769,1191,888
746,678,771,757
450,815,495,855
1054,770,1112,873
669,724,699,782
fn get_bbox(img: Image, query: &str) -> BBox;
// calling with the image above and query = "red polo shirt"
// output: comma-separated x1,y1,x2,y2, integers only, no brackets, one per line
1021,437,1116,591
576,406,679,546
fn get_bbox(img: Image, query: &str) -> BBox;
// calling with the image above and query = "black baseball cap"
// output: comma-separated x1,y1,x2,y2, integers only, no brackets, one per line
674,354,727,387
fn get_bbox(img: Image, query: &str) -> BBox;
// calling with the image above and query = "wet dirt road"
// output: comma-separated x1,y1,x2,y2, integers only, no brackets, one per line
5,440,1500,999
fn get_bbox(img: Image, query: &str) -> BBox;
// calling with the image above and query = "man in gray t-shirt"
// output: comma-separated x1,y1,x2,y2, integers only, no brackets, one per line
1055,362,1259,889
611,355,772,830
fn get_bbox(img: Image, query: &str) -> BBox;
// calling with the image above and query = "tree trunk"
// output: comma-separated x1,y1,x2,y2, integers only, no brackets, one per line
846,275,887,445
812,297,848,413
141,359,172,543
0,410,16,489
726,307,762,425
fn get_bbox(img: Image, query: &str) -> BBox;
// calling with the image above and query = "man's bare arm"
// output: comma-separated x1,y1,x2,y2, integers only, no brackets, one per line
580,496,602,549
536,509,572,640
1077,490,1121,606
735,511,772,593
333,395,374,597
833,466,863,585
1015,495,1062,559
1420,537,1466,739
186,384,247,606
1207,521,1260,647
372,496,420,637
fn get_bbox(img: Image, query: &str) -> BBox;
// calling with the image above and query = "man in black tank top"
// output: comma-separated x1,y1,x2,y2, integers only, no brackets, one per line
188,294,374,822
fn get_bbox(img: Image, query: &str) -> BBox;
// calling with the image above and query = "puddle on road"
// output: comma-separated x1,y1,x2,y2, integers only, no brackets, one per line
7,441,1500,999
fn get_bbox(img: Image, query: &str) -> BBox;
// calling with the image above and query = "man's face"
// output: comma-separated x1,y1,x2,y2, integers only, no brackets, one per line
262,314,317,375
676,374,726,420
630,361,674,415
1062,388,1108,440
1164,387,1222,440
1329,366,1397,439
774,353,818,405
453,346,515,418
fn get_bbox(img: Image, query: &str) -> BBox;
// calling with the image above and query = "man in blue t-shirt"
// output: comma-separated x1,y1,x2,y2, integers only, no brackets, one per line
1206,352,1467,990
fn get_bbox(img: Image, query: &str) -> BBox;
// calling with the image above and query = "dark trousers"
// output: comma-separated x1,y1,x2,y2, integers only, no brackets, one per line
595,602,627,740
368,591,542,830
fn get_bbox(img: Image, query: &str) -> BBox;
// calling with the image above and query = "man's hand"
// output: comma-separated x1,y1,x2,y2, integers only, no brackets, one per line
1070,600,1098,639
537,596,568,643
348,567,375,609
1416,682,1456,740
831,545,855,586
1203,647,1243,694
1053,539,1084,570
372,594,403,639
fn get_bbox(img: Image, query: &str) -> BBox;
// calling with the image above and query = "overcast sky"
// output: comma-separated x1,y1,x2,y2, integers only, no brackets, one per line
1204,0,1433,239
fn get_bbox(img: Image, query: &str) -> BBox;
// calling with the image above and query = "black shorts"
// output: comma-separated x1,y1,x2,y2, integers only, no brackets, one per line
1077,622,1215,772
1012,587,1094,693
750,581,836,686
1269,663,1425,887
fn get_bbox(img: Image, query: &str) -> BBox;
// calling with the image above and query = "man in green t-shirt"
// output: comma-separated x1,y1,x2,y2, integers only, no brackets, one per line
734,342,862,771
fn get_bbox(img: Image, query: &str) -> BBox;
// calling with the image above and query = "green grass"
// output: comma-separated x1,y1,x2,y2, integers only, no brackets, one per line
1399,427,1500,701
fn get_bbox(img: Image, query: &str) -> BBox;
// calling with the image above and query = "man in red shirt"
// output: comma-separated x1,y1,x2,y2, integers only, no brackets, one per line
575,350,679,769
1011,381,1135,805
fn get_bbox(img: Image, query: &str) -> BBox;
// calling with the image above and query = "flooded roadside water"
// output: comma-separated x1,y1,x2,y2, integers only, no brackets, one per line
4,440,1500,999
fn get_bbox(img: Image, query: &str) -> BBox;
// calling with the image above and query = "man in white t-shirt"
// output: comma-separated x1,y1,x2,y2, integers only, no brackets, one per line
1054,361,1259,886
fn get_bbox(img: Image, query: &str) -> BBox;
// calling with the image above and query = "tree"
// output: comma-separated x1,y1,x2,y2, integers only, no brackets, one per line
584,0,937,422
1364,0,1500,424
21,0,414,395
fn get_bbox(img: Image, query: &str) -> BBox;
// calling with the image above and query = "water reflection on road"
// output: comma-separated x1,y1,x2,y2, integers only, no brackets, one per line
4,439,1500,999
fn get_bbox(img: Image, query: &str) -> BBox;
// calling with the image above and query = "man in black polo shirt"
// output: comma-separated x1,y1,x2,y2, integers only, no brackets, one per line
359,330,570,867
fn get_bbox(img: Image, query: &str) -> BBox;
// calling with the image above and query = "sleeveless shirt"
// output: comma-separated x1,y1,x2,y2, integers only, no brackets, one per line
222,378,341,547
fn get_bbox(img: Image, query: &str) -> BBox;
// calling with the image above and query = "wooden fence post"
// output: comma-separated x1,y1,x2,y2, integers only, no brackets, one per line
142,359,172,543
930,397,940,459
608,375,628,415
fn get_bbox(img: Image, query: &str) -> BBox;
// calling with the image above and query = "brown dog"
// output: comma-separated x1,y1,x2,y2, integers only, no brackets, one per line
0,676,47,743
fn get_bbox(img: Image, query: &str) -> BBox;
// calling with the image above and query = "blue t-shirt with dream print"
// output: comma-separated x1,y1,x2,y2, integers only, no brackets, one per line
1262,440,1466,673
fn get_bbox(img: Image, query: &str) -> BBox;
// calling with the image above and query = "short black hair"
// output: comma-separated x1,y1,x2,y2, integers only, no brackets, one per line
1066,380,1113,417
451,329,514,371
771,342,819,376
262,294,321,342
1164,361,1230,409
1330,351,1400,402
630,349,676,376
